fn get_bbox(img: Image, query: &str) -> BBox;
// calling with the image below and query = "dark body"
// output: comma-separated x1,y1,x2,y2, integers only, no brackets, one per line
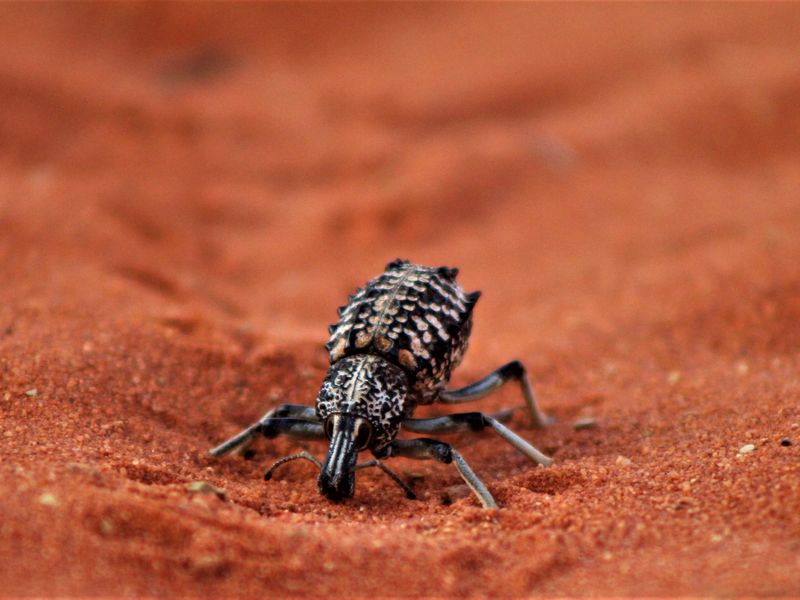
210,260,552,509
317,260,480,451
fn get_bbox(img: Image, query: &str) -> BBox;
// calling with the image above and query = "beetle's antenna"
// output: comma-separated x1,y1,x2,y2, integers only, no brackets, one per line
264,451,322,480
356,459,416,499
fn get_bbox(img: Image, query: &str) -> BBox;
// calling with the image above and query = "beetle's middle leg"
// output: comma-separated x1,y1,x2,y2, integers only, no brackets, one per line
440,360,552,428
403,412,552,467
209,403,322,457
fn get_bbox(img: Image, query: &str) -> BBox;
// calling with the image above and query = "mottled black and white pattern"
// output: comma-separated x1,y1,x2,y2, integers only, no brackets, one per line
326,259,480,406
210,259,551,507
315,354,408,449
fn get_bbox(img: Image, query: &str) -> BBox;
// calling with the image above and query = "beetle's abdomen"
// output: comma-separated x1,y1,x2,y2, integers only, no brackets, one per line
325,259,480,403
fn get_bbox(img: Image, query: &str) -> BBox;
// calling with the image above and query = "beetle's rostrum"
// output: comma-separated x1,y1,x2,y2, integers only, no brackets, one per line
210,259,553,508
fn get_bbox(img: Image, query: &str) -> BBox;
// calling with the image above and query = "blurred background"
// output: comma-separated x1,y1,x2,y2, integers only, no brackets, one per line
3,4,798,356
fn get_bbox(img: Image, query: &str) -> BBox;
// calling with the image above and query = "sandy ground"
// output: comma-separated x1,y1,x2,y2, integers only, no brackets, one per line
1,4,799,597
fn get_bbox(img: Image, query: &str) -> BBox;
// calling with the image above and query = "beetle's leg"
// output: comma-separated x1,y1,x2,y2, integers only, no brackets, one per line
376,438,497,509
264,451,322,480
209,403,321,457
355,459,416,499
440,360,552,428
403,412,552,467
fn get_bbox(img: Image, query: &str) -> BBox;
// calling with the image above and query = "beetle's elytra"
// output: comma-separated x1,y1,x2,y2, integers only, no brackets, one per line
210,259,552,508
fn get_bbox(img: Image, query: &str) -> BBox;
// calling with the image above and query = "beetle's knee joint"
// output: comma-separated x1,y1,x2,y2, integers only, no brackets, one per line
431,442,453,464
500,360,526,380
458,412,488,431
271,404,294,417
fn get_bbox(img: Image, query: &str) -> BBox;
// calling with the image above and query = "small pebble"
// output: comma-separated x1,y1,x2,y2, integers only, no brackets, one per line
441,484,470,505
573,417,597,431
779,438,792,447
25,388,38,397
735,361,749,375
100,518,115,535
615,455,632,466
189,554,227,575
38,492,59,507
186,481,226,500
738,443,756,454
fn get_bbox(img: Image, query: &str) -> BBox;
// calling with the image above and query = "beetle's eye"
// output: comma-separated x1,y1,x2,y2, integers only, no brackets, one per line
354,420,372,450
324,418,334,440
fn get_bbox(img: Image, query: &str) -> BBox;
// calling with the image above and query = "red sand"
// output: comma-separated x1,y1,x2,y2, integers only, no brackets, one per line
1,4,799,597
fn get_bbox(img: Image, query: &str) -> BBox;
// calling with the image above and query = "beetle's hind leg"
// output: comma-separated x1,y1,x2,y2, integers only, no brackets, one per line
209,403,321,457
376,438,497,509
404,412,552,467
440,360,552,428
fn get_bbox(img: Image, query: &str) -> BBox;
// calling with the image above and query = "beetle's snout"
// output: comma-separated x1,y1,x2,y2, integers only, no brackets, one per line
318,414,370,502
318,465,355,502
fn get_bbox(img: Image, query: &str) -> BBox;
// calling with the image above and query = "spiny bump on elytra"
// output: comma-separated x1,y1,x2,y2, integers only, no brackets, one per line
325,259,479,407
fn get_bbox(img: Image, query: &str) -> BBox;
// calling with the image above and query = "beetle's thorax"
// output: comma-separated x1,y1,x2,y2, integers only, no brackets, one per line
316,354,408,450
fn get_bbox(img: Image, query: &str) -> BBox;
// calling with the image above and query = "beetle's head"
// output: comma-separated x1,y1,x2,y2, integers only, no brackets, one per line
317,413,371,501
315,355,408,501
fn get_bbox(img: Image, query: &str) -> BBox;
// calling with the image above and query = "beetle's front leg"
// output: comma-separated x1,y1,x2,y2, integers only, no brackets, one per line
209,403,321,457
376,438,498,509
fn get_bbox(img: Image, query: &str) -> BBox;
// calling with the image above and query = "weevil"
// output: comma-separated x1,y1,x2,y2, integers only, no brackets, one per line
210,259,553,508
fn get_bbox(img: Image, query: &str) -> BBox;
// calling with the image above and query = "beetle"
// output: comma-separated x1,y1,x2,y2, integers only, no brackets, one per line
210,259,552,508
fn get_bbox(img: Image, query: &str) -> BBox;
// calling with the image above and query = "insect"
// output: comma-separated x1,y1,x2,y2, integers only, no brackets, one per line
210,259,552,508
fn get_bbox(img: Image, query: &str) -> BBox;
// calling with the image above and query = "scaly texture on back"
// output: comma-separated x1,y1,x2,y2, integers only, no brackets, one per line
325,259,480,404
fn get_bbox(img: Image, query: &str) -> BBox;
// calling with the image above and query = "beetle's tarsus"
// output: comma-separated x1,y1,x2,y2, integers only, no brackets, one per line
450,449,498,509
485,416,553,466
